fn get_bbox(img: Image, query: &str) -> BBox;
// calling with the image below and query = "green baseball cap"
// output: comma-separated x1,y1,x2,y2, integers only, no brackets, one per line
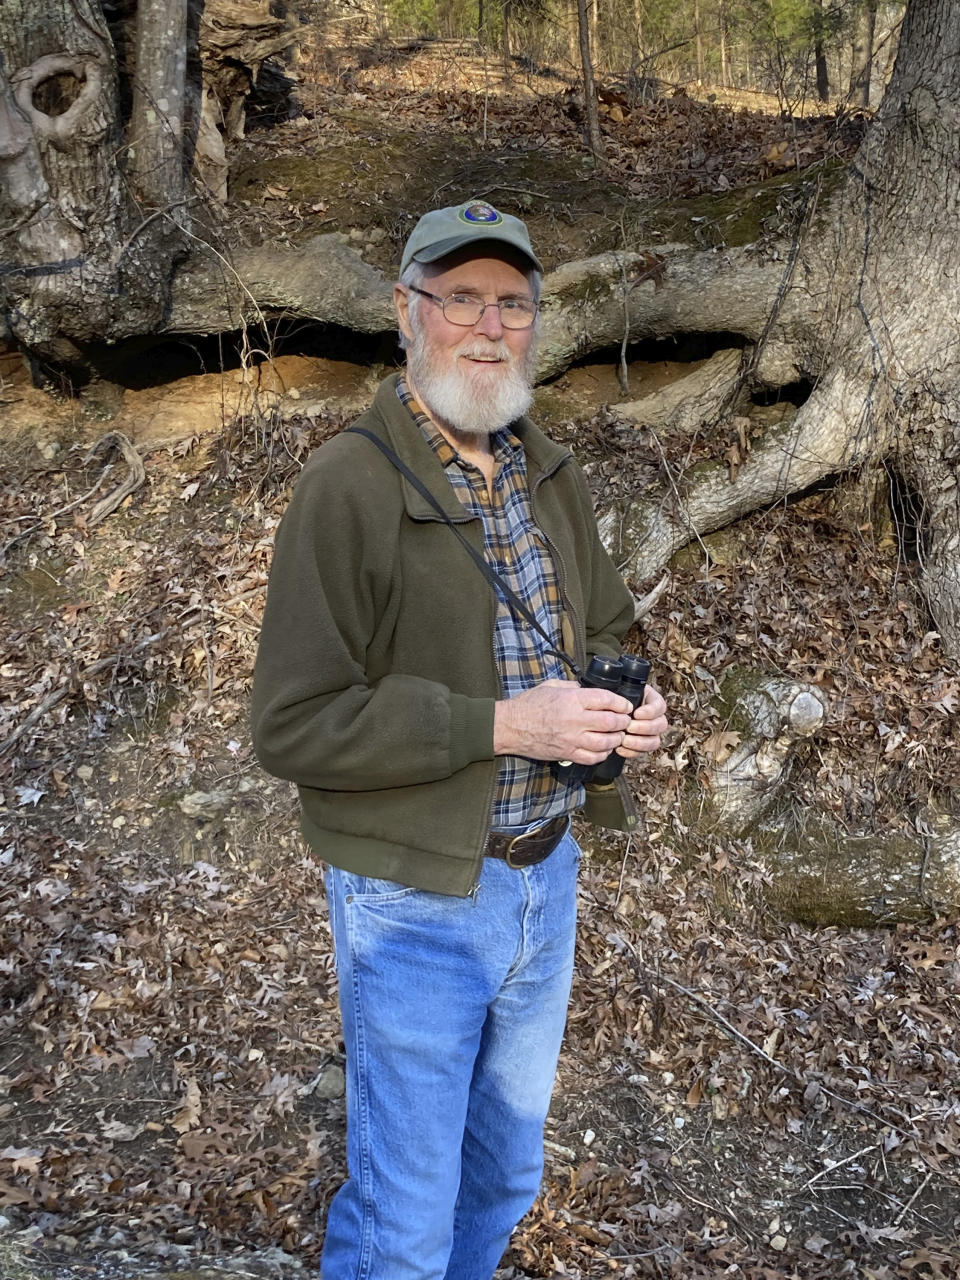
400,199,543,276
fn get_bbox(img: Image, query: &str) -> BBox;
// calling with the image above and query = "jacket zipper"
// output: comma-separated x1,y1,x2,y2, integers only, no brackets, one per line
470,520,504,902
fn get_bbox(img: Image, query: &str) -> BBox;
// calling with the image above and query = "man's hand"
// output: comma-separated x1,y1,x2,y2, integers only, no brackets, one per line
493,680,633,764
615,685,669,758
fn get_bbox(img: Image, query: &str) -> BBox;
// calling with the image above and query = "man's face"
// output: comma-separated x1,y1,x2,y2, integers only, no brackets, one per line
394,250,538,437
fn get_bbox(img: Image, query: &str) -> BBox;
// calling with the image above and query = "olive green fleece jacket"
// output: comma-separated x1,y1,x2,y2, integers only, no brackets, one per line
251,372,639,897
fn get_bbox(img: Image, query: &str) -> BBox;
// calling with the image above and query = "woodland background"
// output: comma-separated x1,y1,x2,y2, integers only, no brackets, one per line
1,0,959,1277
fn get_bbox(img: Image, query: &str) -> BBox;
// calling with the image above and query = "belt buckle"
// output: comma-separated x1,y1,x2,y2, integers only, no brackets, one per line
504,831,528,870
504,817,552,869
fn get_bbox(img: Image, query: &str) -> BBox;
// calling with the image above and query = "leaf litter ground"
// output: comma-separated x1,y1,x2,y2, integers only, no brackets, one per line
2,403,958,1280
1,48,959,1280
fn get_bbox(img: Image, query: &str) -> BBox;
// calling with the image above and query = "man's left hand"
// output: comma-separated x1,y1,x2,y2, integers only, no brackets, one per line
616,686,668,758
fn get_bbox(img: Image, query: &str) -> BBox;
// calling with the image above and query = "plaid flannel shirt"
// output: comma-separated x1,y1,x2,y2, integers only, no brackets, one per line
397,378,583,828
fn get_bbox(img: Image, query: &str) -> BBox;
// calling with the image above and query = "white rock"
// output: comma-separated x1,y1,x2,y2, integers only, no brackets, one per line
177,789,232,819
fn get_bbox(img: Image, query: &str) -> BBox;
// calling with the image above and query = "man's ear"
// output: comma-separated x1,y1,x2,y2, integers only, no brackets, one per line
394,284,415,345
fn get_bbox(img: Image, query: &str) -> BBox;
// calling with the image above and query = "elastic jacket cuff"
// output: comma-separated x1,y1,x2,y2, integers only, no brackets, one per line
448,693,496,774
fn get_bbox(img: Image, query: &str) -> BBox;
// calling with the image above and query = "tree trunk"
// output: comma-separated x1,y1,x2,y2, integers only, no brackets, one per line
694,0,704,83
0,0,119,362
502,0,511,77
848,0,877,106
601,0,960,656
813,0,829,101
567,0,580,70
719,0,729,90
127,0,188,209
632,0,644,67
0,0,185,370
576,0,603,156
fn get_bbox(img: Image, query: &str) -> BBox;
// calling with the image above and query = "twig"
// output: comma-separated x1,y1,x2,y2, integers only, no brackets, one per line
1,471,109,559
614,835,634,908
0,582,267,753
616,252,630,396
802,1142,879,1190
609,929,918,1139
622,945,788,1071
674,1183,756,1239
893,1169,934,1226
0,630,166,756
633,572,670,621
0,440,129,561
478,185,552,201
114,198,196,269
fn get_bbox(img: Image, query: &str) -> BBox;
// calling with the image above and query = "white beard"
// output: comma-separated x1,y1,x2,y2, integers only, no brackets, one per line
406,327,536,437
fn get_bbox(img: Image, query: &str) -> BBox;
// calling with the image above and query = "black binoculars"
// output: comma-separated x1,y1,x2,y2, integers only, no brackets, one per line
552,653,650,788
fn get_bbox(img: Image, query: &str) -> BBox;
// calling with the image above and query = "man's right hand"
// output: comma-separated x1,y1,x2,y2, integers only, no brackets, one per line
493,679,633,764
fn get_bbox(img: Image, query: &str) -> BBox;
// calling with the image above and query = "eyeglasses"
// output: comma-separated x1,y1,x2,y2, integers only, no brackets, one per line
407,285,538,330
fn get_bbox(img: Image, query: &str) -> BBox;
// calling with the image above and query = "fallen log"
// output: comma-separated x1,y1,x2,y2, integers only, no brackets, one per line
162,237,790,385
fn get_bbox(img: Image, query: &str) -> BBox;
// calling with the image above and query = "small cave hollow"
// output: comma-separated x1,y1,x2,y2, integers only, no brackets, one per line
750,379,814,408
83,320,397,392
618,330,750,366
551,330,751,383
885,465,928,563
540,331,751,418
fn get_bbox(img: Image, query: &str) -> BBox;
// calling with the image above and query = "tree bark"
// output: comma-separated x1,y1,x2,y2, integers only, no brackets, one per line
0,0,121,360
848,0,877,106
127,0,188,209
632,0,644,68
158,239,787,382
614,349,743,433
813,0,829,101
576,0,603,156
0,0,185,365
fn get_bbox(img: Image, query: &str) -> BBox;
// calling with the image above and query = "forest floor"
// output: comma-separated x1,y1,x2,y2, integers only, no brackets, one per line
2,43,960,1280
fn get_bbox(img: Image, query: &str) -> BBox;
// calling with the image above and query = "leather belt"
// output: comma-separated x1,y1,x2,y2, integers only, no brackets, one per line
484,814,570,869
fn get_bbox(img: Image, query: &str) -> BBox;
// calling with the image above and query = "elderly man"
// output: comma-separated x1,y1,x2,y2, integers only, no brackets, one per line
251,200,668,1280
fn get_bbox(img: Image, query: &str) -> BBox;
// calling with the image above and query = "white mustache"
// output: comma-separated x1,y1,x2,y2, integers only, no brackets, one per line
457,342,512,362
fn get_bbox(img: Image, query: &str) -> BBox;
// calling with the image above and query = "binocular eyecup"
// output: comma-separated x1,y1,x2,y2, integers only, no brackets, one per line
552,653,650,789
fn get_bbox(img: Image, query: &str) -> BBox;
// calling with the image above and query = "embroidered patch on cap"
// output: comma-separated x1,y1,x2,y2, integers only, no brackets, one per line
459,201,503,225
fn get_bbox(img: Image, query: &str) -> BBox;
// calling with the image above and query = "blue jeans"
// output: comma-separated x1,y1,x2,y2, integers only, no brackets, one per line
321,827,580,1280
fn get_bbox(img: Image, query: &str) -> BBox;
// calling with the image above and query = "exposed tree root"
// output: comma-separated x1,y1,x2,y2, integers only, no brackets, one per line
615,348,742,432
163,236,791,381
600,366,884,584
85,431,146,526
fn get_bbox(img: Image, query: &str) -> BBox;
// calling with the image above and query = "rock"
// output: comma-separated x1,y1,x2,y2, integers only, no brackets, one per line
311,1063,345,1100
177,789,232,820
